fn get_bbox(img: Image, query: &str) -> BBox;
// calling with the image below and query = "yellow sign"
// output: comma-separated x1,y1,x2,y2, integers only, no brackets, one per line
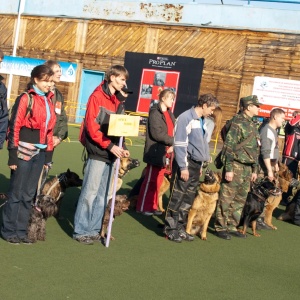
108,114,140,137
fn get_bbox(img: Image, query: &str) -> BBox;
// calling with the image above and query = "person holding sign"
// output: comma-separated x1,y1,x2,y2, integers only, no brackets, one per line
136,89,176,216
73,65,130,245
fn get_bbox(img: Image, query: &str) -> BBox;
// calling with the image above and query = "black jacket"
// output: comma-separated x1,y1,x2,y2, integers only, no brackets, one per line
0,81,8,149
52,88,68,140
143,103,175,167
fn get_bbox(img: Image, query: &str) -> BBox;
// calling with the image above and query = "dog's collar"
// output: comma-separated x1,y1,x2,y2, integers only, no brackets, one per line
199,186,218,194
251,191,267,202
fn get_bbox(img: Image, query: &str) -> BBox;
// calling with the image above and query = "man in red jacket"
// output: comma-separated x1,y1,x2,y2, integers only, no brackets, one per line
73,65,130,245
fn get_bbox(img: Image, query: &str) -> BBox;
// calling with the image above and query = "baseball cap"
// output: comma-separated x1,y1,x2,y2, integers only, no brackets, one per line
240,95,262,108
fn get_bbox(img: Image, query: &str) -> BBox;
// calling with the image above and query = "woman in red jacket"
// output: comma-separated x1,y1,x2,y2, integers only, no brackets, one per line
136,89,176,216
1,65,56,244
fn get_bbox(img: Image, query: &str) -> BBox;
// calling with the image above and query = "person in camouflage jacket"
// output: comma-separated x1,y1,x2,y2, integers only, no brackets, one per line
214,95,261,240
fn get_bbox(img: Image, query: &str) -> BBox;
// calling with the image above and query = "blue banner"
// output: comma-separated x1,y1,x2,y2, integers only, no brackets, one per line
0,56,77,82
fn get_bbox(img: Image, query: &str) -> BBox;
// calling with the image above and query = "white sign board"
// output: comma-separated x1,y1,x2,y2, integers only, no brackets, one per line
253,76,300,119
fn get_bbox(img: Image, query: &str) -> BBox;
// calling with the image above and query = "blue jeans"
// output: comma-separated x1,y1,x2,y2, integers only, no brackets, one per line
73,158,113,238
1,151,45,240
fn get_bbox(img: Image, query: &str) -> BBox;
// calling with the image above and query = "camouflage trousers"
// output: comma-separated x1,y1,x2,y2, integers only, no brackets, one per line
214,161,251,232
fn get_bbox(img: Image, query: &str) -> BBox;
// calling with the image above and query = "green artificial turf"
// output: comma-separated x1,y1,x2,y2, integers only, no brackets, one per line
0,126,299,300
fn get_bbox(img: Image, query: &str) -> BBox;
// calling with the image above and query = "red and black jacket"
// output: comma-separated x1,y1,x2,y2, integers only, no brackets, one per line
7,88,56,165
283,115,300,161
84,80,126,163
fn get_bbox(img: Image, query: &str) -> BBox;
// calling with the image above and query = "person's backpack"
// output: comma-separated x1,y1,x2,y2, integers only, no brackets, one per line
214,114,237,169
8,92,34,124
220,114,240,142
214,113,255,169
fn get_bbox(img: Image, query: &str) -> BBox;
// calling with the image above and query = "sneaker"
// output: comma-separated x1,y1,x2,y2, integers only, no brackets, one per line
90,234,102,242
153,210,163,216
20,237,33,245
178,229,194,241
6,237,20,245
215,231,231,240
142,211,153,216
256,218,272,230
75,236,94,245
228,231,247,238
165,231,182,243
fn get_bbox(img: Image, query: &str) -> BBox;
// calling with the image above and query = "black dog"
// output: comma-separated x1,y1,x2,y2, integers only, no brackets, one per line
27,195,58,242
238,178,281,237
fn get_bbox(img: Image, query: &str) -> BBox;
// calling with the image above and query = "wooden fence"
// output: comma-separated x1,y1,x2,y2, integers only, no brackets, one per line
1,14,300,128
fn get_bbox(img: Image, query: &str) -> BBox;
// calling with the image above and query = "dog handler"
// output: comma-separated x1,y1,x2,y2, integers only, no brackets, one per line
164,94,219,242
214,95,261,240
136,89,176,216
73,65,130,245
1,65,56,244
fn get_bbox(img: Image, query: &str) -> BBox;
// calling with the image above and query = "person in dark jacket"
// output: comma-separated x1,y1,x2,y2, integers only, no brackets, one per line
136,89,176,216
73,65,130,245
0,50,8,150
1,65,56,244
44,60,68,146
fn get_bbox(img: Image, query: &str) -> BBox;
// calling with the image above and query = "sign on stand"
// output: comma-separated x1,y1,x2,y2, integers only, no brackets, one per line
253,76,300,120
105,114,140,247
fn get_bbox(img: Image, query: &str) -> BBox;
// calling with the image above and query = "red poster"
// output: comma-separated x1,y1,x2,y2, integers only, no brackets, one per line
136,69,180,113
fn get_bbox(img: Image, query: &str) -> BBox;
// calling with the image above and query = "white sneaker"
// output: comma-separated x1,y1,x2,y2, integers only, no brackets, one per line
153,210,163,216
142,211,153,216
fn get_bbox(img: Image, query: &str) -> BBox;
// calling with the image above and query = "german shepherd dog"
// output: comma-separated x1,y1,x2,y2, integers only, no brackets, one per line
27,169,83,242
116,157,140,192
238,178,281,237
263,162,294,229
278,174,300,223
186,168,221,240
101,194,130,241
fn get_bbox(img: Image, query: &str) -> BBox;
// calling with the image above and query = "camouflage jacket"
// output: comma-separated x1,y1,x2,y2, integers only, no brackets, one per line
224,112,260,173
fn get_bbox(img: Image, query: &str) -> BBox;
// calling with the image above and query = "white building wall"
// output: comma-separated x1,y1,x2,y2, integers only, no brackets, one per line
1,0,299,33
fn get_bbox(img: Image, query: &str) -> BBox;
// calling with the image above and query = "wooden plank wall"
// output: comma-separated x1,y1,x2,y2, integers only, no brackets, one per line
0,14,299,124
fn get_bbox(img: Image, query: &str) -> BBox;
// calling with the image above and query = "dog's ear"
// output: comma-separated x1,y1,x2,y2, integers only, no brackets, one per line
216,172,222,183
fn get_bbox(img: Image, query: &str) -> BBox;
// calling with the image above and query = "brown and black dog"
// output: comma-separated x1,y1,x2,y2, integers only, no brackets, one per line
238,178,281,237
262,162,294,229
41,169,83,202
101,194,130,241
186,168,221,240
115,157,140,192
277,170,300,223
27,169,83,242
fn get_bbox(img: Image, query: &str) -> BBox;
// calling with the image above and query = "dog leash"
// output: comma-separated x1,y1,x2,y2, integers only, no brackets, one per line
0,201,7,208
45,173,67,201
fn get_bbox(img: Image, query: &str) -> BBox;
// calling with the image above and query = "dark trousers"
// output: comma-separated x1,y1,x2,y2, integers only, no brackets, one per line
164,158,202,234
282,157,298,203
1,151,45,239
